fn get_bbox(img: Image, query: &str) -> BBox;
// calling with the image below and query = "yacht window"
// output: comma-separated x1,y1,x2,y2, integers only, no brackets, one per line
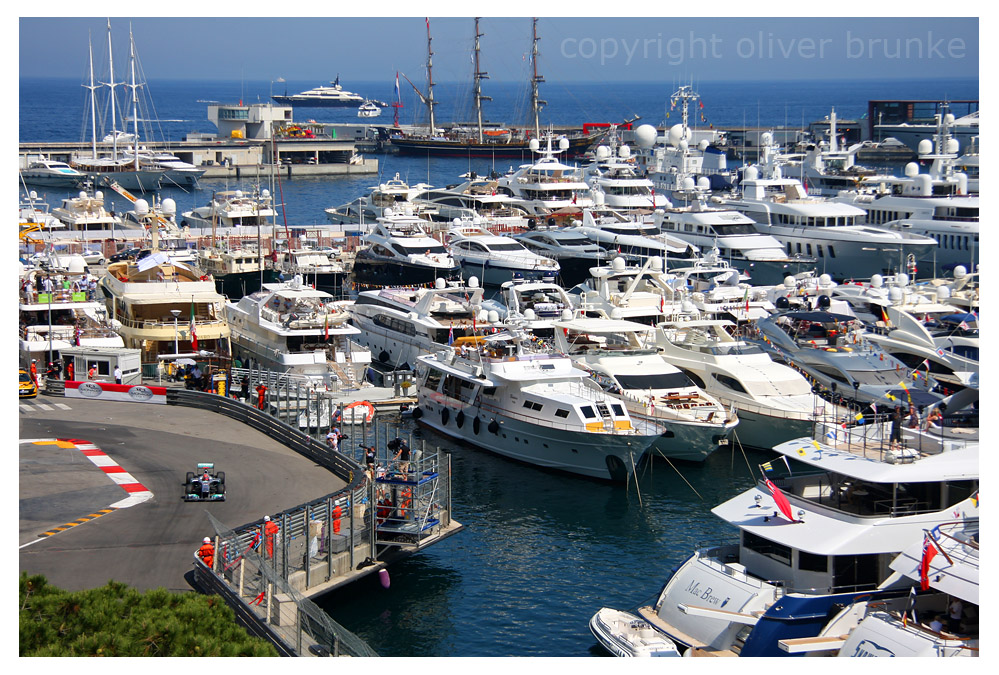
796,243,802,254
827,245,835,258
488,242,528,251
615,372,695,390
677,368,706,389
816,245,824,258
555,408,570,418
423,368,443,392
798,550,828,573
522,400,543,411
742,529,791,566
712,373,748,394
806,243,813,256
482,387,497,396
611,404,625,416
579,405,597,419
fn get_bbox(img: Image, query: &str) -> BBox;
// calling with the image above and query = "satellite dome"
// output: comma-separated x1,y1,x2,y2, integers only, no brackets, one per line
888,288,903,302
261,189,270,198
870,274,883,288
558,137,570,151
234,190,243,198
634,124,657,149
953,265,967,279
698,139,709,151
783,276,796,287
944,113,955,125
936,287,951,301
160,198,177,216
134,199,149,215
697,176,711,190
529,138,540,152
618,144,631,159
561,309,573,321
819,273,832,286
435,278,446,289
595,145,611,160
487,310,500,323
760,132,773,146
524,308,537,321
917,139,933,156
668,124,685,147
681,176,696,190
946,138,960,154
744,166,759,181
678,140,689,152
612,257,626,271
650,256,663,271
897,273,909,286
468,276,480,288
904,162,920,177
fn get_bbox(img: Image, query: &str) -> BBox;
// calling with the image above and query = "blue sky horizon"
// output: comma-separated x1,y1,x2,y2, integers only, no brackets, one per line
19,16,979,84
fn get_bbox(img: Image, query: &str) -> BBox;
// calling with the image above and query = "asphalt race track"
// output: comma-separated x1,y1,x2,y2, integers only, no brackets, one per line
19,395,346,593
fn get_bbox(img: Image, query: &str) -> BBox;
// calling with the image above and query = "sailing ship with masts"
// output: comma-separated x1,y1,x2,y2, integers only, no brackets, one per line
391,18,600,158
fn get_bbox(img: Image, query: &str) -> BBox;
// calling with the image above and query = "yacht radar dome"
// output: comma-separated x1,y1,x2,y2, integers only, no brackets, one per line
618,145,631,158
559,137,570,151
634,124,657,149
698,139,709,151
134,199,149,215
468,276,480,288
595,145,611,160
435,278,446,289
487,310,500,323
612,257,626,271
946,138,960,154
529,139,540,152
870,274,883,288
918,140,933,155
905,162,920,177
161,198,176,216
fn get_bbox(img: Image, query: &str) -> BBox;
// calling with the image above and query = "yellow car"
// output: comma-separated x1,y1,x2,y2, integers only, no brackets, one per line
19,369,38,398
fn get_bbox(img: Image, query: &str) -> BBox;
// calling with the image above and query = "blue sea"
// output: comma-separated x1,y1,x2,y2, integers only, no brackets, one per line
19,75,978,657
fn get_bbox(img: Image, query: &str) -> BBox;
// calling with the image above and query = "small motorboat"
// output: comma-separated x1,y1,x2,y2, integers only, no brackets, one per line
589,607,681,657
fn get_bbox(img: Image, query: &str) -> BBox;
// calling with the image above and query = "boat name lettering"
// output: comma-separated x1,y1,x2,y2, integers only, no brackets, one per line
683,580,728,606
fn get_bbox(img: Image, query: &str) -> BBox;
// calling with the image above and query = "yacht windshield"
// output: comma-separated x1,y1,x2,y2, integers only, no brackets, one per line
615,371,695,391
486,242,528,252
394,243,448,255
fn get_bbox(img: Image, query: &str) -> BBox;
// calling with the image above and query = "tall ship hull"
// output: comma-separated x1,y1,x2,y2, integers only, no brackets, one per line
391,133,597,159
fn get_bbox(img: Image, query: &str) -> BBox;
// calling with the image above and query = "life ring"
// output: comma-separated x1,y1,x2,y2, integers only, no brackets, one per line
472,416,481,434
411,406,423,420
344,400,375,424
456,410,465,428
441,408,450,425
488,419,499,434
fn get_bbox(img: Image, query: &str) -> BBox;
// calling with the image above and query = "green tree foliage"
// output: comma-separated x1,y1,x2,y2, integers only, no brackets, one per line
19,573,279,657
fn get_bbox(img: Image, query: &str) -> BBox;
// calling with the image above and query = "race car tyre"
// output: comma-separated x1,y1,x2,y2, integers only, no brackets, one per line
218,471,225,485
186,472,195,483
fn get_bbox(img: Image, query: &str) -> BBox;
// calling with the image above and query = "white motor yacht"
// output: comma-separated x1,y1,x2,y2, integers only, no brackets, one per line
180,188,278,237
657,319,822,449
512,227,614,287
654,192,815,285
552,316,737,461
272,75,378,107
20,159,85,189
348,277,503,371
51,184,135,242
446,222,559,286
412,176,531,230
412,331,665,482
716,133,938,280
582,137,670,212
495,134,594,216
752,309,944,409
350,210,461,288
357,101,382,118
325,173,436,228
783,500,979,657
571,207,698,267
631,419,978,656
226,277,370,388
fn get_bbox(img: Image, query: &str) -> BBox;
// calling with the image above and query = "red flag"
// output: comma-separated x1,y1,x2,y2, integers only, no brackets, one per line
324,312,329,341
189,302,198,352
920,533,938,590
698,100,704,109
765,477,796,522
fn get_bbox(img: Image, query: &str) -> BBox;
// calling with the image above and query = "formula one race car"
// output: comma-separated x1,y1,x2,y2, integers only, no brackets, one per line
184,463,226,501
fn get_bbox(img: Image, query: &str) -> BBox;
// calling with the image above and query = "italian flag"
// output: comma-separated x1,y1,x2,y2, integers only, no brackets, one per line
189,302,198,352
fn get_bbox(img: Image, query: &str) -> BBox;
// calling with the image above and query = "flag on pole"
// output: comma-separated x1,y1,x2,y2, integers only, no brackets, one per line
936,347,946,357
448,323,454,345
764,477,796,522
394,72,401,101
854,411,865,425
959,320,969,330
324,312,329,341
189,302,198,352
743,288,750,312
920,533,938,591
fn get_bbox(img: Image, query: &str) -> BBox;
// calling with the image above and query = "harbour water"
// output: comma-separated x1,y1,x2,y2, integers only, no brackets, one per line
19,76,978,657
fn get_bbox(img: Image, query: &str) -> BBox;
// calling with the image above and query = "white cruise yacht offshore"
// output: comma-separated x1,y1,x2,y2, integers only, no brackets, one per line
411,331,667,482
350,209,462,288
552,317,737,461
445,222,559,286
630,417,977,657
716,134,938,280
495,134,594,216
180,188,278,237
271,75,378,107
99,251,231,362
348,277,503,371
226,277,370,387
656,319,821,450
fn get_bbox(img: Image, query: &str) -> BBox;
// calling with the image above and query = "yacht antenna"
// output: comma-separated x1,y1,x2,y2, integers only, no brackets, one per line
529,18,546,138
473,17,491,144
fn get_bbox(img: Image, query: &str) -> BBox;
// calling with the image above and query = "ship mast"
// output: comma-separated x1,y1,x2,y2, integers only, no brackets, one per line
473,17,490,143
425,17,437,135
102,20,123,159
85,35,98,161
529,18,546,138
127,25,141,169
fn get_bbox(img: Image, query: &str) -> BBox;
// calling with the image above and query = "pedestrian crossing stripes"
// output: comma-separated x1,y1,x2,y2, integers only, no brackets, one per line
39,509,117,537
19,400,71,413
